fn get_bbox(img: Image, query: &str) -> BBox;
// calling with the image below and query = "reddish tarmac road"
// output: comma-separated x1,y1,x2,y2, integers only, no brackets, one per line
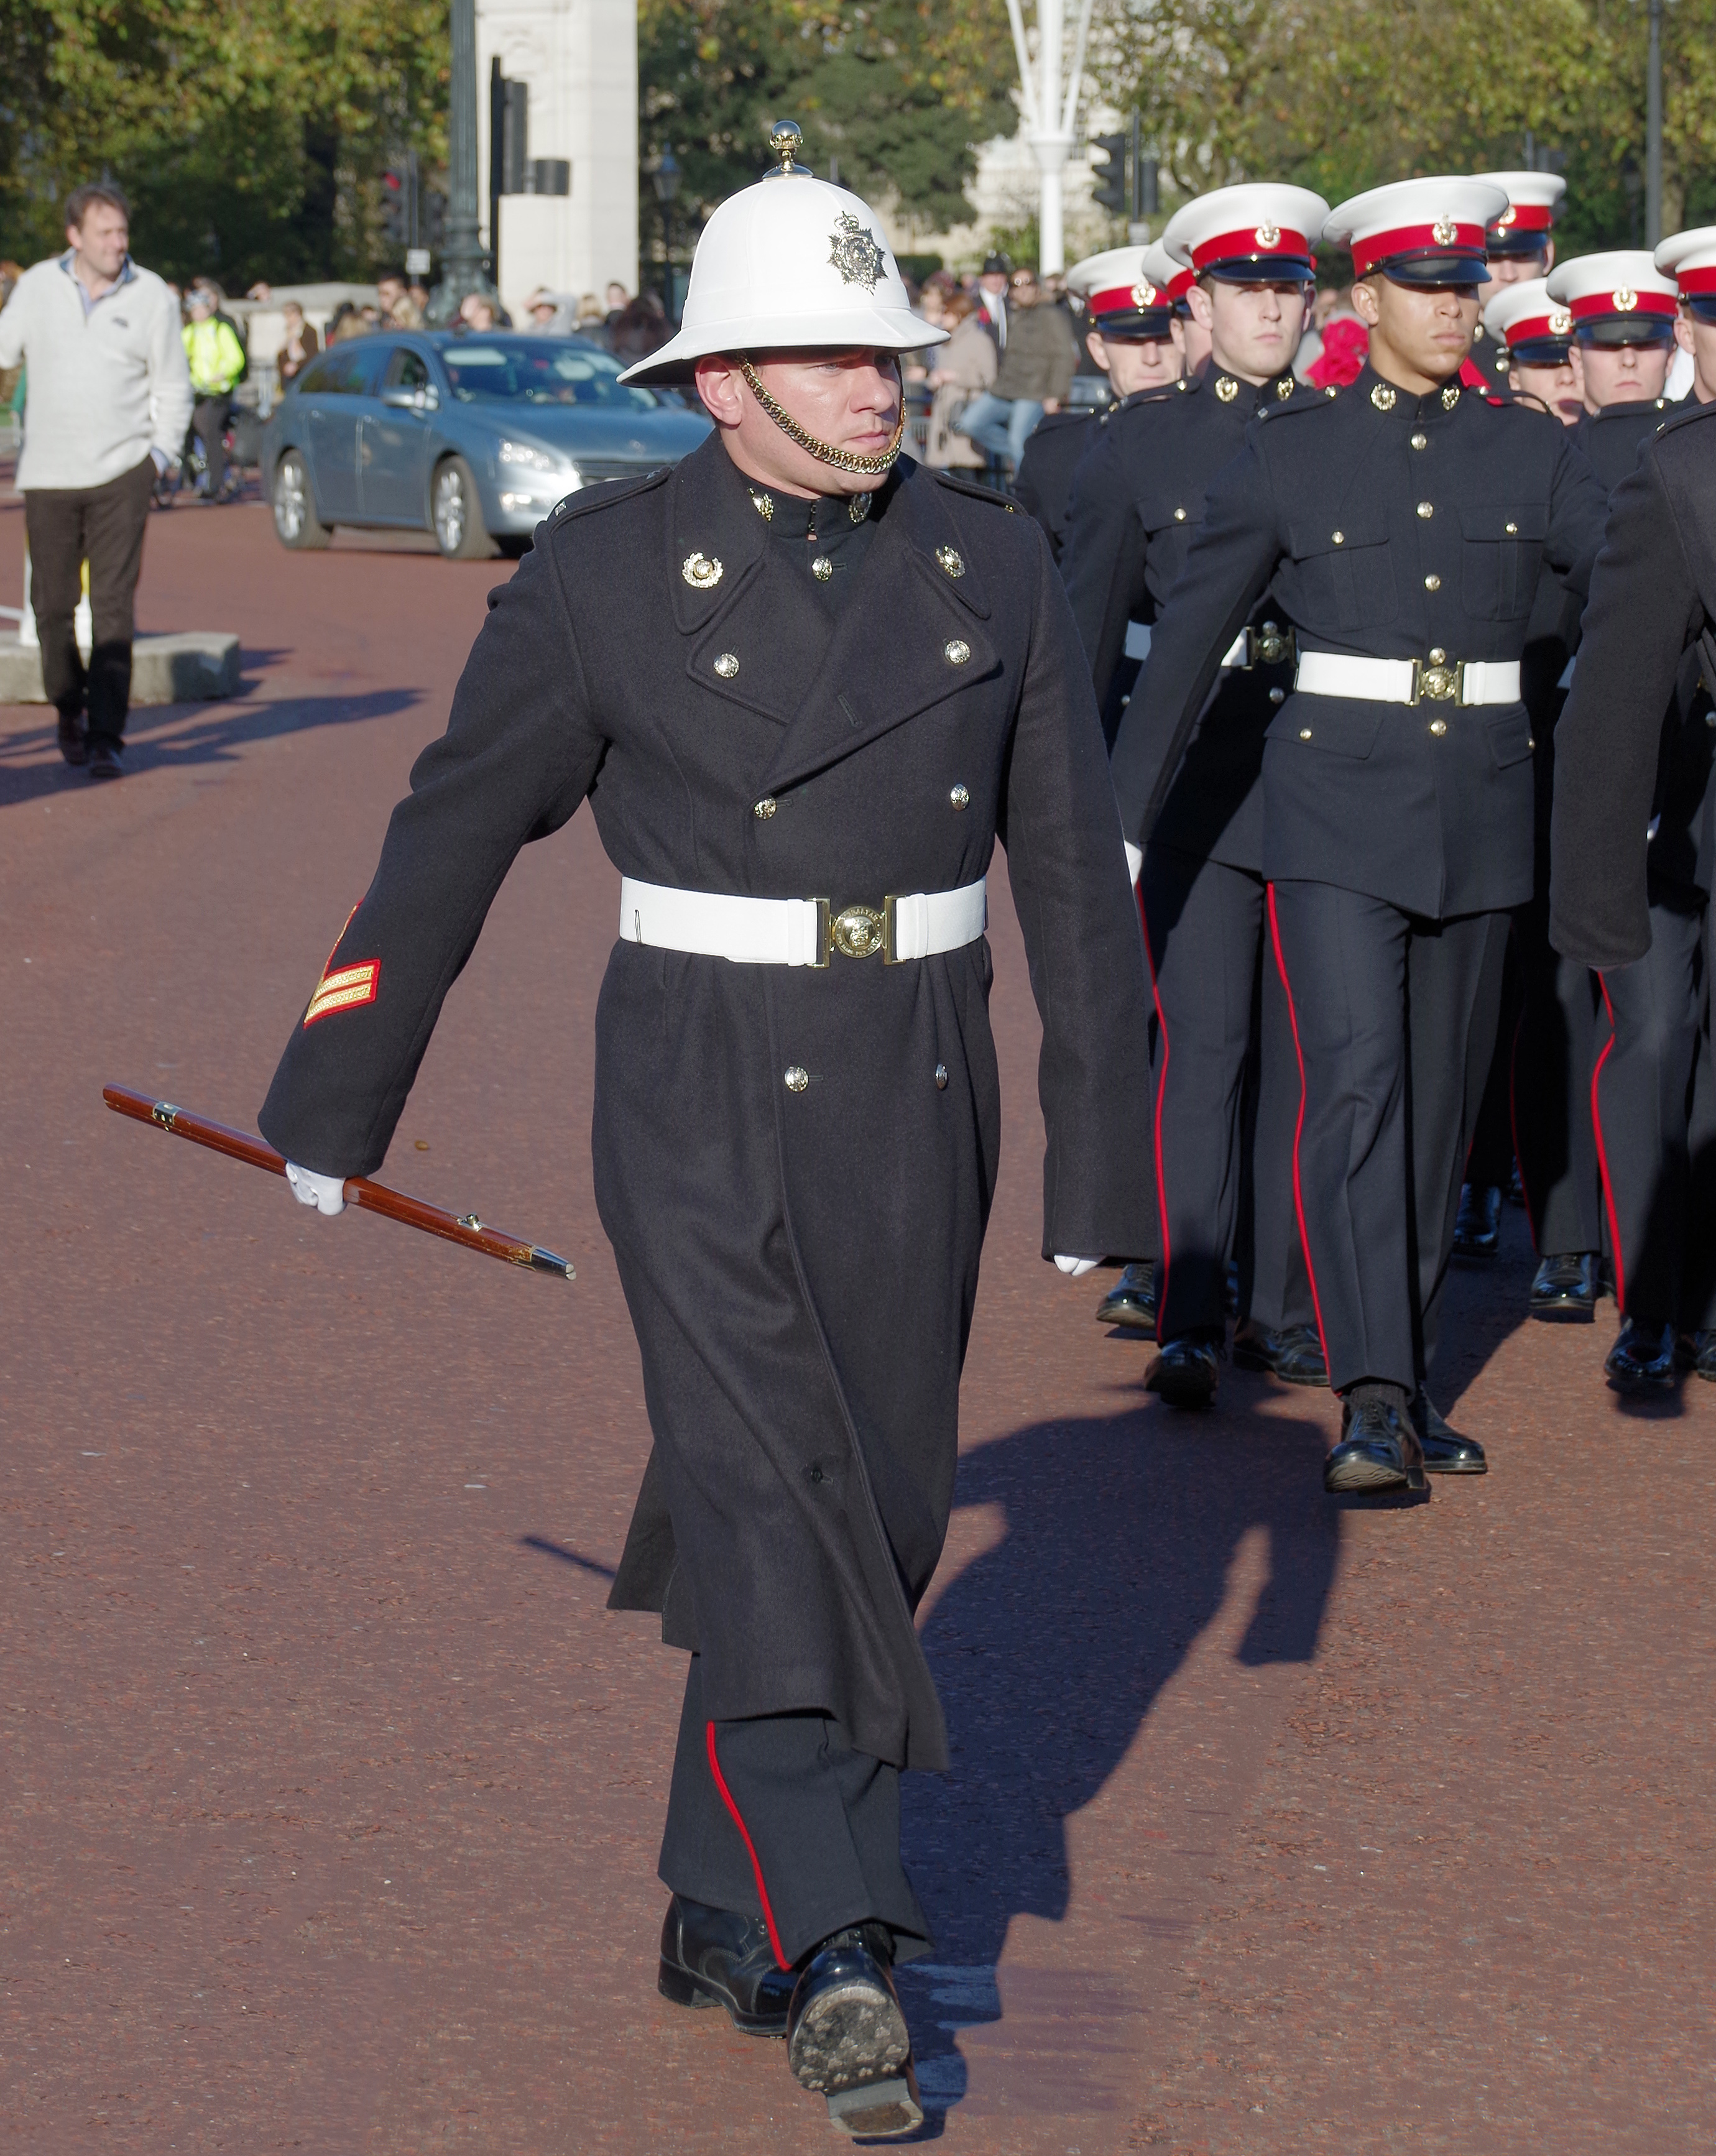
2,481,1713,2154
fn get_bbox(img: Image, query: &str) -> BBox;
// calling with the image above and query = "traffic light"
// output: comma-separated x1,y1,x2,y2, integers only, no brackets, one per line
1135,153,1159,220
381,165,413,248
1091,133,1127,216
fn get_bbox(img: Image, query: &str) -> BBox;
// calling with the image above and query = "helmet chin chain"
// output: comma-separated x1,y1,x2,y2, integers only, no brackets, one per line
739,360,905,478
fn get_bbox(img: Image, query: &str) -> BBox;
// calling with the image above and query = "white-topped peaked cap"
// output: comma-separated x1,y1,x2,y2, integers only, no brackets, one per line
1161,185,1329,281
1471,171,1566,254
1482,276,1574,361
1066,244,1178,332
1656,226,1716,319
617,123,943,384
1324,176,1507,285
1546,251,1678,338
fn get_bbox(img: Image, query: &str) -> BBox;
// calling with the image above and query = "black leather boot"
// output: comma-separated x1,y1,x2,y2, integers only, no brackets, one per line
1529,1251,1600,1320
1096,1259,1156,1334
57,710,89,767
1409,1391,1487,1473
657,1894,795,2035
1451,1182,1503,1263
1144,1333,1220,1408
1604,1318,1676,1392
1682,1329,1716,1381
1324,1391,1427,1494
1232,1320,1327,1385
786,1925,921,2138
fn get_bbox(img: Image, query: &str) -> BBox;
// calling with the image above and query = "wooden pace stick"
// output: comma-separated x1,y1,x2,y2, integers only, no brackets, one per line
103,1085,574,1280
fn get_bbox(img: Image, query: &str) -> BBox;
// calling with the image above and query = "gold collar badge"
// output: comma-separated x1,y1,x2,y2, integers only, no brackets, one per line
1441,383,1461,410
682,551,723,589
748,487,774,522
1215,374,1239,402
1370,381,1397,412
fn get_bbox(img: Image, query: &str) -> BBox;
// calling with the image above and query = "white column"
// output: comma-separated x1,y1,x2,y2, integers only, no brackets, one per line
1005,0,1095,276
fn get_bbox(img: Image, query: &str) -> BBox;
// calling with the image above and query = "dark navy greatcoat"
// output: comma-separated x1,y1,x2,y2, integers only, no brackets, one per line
1012,403,1101,563
259,435,1155,1774
1110,363,1609,918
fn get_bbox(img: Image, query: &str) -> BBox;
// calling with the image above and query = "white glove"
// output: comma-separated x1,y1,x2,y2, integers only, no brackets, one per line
1054,1255,1100,1277
285,1161,347,1217
1125,841,1143,885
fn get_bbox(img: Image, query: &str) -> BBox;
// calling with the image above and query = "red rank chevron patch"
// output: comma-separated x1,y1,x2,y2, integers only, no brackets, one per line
303,901,380,1025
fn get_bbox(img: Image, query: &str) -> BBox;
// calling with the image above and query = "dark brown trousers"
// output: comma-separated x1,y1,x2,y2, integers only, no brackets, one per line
24,454,156,741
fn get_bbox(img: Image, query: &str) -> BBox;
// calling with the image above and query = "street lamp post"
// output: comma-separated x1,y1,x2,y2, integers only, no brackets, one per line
443,0,485,297
1004,0,1097,274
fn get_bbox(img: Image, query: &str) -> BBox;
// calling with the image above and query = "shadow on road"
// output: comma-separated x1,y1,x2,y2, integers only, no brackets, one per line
897,1401,1338,2127
0,684,423,808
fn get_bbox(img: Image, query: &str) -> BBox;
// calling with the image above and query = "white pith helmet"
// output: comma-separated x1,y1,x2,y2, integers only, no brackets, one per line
617,122,945,384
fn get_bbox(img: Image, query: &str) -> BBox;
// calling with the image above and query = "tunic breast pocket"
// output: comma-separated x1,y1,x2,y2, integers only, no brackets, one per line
1286,513,1396,631
1459,504,1547,620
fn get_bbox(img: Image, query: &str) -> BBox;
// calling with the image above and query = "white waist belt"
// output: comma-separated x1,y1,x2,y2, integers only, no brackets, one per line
619,876,987,969
1295,651,1521,706
1125,623,1282,670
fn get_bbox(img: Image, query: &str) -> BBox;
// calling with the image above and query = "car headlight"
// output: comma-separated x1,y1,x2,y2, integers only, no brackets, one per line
497,439,558,471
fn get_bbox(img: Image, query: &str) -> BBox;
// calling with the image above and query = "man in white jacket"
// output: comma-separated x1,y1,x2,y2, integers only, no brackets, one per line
0,182,193,776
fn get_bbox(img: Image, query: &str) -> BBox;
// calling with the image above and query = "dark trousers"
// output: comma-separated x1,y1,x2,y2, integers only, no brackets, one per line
658,1654,931,1969
1513,896,1604,1255
193,397,229,494
1594,886,1716,1327
23,454,156,740
1141,845,1312,1340
1266,881,1510,1393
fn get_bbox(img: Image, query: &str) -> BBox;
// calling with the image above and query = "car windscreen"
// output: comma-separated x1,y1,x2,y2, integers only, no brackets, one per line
440,340,663,408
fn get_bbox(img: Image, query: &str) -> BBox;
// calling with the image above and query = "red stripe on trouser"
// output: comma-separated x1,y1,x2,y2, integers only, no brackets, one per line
1138,885,1172,1315
1506,1007,1541,1250
1590,974,1627,1315
705,1722,788,1969
1265,885,1331,1376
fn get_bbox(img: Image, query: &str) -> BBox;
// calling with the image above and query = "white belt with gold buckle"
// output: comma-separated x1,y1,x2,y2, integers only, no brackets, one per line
619,877,988,968
1294,651,1521,706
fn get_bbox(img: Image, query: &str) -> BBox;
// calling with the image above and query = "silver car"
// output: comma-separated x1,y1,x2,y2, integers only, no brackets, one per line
264,331,711,558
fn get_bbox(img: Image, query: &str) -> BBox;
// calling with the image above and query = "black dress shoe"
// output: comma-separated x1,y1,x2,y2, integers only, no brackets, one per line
57,711,89,767
87,737,125,780
657,1894,795,2035
1681,1329,1716,1381
1324,1396,1427,1494
1409,1391,1487,1474
1232,1320,1327,1386
1507,1159,1526,1208
1529,1251,1600,1321
787,1925,921,2139
1451,1182,1503,1263
1096,1259,1156,1335
1605,1317,1676,1392
1224,1258,1240,1319
1145,1334,1220,1408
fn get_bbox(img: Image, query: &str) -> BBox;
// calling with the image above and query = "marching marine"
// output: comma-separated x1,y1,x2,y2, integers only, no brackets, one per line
1547,249,1679,476
1062,183,1331,1407
1467,170,1566,389
1109,177,1608,1490
256,127,1154,2136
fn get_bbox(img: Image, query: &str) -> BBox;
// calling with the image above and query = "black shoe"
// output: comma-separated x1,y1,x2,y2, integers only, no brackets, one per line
1144,1334,1220,1409
1605,1317,1676,1392
1232,1320,1327,1386
1324,1396,1427,1494
1224,1258,1240,1319
1681,1329,1716,1381
787,1926,921,2139
1409,1391,1487,1474
1529,1251,1600,1322
657,1895,795,2036
1451,1182,1503,1263
1506,1160,1526,1208
87,737,125,780
57,711,88,767
1096,1259,1156,1335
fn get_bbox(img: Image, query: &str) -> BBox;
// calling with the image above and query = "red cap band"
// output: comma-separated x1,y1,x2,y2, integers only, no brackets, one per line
1488,203,1554,237
1567,287,1678,323
1188,224,1312,272
1165,267,1194,302
1676,265,1716,298
1349,221,1487,275
1501,311,1569,349
1088,279,1174,318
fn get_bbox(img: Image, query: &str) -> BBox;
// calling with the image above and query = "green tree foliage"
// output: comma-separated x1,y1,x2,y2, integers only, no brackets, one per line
0,1,447,287
639,0,1018,257
1092,0,1716,250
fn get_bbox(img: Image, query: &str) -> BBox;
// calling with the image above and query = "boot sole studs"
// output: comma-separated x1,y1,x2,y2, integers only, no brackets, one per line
788,1975,910,2097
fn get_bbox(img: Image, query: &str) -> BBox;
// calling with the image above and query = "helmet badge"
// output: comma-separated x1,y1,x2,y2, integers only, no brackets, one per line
829,210,887,293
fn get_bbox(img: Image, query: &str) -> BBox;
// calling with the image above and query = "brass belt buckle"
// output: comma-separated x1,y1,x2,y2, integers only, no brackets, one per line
1410,657,1464,706
815,895,899,964
1254,622,1294,668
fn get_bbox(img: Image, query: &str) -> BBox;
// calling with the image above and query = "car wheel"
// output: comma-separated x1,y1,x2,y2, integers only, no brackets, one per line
273,451,331,550
432,455,499,560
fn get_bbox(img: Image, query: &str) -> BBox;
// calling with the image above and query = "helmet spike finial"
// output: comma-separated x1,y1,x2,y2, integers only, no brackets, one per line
765,120,813,178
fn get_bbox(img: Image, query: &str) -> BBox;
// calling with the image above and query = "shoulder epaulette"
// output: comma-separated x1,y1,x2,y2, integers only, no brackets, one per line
931,469,1018,512
545,464,671,528
1257,392,1335,424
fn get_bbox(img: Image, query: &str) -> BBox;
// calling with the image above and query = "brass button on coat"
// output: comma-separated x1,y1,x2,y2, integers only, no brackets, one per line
1416,500,1434,519
1429,718,1448,736
1411,431,1428,449
949,783,969,809
1173,507,1188,522
1299,726,1313,739
934,1063,948,1090
1424,573,1441,591
1331,530,1345,545
944,639,971,666
1270,687,1286,704
754,797,777,820
811,555,833,581
713,652,739,679
783,1066,808,1093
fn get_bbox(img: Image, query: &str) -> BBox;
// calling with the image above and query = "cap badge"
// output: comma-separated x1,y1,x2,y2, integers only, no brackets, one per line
1130,278,1159,308
1549,305,1573,335
1613,287,1638,312
1370,382,1397,412
1432,214,1458,246
682,551,724,589
1216,374,1239,402
1254,223,1281,249
828,211,886,293
1497,203,1518,230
